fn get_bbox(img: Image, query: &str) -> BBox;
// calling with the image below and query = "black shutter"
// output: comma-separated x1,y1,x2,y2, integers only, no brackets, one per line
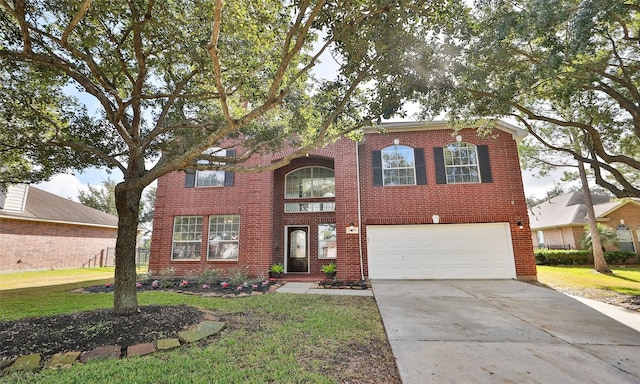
372,150,383,186
185,170,195,188
477,145,493,183
433,147,446,184
414,148,427,185
224,149,236,186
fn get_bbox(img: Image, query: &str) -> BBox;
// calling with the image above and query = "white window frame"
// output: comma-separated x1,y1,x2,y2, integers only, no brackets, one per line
318,223,337,259
285,166,335,199
171,216,203,261
443,142,480,184
381,145,416,186
196,148,226,188
207,215,240,261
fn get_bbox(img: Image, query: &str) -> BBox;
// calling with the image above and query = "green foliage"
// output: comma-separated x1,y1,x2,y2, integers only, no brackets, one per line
78,179,117,215
419,0,640,198
269,263,284,274
321,262,337,273
196,268,223,285
580,223,618,250
604,251,637,265
534,250,590,266
225,266,249,287
535,249,637,266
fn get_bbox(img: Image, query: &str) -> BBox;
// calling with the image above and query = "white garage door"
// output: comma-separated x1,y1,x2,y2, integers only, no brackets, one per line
367,223,516,279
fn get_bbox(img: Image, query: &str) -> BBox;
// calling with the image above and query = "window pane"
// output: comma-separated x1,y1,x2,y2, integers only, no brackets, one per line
318,224,337,259
196,170,225,187
172,216,202,260
617,224,636,253
444,143,480,184
285,167,335,198
208,215,240,260
381,145,416,186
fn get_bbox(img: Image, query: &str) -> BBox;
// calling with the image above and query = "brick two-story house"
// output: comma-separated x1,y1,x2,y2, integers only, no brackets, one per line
149,120,537,281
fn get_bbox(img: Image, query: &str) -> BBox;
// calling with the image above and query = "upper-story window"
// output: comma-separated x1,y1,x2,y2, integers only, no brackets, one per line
285,167,335,199
285,167,335,213
381,145,416,186
443,142,480,184
185,148,235,188
434,143,492,185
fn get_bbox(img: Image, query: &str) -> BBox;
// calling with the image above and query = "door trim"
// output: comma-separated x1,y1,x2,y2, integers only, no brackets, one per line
285,225,310,273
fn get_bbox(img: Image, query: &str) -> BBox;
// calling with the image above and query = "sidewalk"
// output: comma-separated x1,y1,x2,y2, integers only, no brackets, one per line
275,282,373,296
568,294,640,333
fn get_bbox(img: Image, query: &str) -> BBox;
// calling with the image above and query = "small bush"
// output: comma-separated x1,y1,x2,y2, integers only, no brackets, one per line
534,250,590,265
197,268,223,284
604,251,637,264
226,266,249,286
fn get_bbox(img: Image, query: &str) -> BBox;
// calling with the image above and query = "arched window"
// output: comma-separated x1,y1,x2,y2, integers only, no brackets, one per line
443,142,480,184
285,167,335,199
381,145,416,186
617,224,636,253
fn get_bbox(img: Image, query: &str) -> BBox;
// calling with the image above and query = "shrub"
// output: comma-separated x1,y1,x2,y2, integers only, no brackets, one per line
604,251,637,264
197,268,223,284
226,266,249,286
534,250,590,265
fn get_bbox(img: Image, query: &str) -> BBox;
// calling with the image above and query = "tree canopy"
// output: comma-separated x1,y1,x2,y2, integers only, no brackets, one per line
0,0,465,314
416,0,640,198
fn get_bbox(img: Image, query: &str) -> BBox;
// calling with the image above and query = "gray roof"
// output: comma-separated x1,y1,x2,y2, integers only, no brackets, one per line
0,186,118,228
528,191,632,230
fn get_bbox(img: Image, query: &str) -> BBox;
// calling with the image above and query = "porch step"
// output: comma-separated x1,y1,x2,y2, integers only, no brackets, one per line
278,274,325,282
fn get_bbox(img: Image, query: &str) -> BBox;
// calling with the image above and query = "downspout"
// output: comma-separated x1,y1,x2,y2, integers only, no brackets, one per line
355,140,365,280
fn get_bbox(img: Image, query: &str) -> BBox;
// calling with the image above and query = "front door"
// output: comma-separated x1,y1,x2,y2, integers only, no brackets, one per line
287,226,309,273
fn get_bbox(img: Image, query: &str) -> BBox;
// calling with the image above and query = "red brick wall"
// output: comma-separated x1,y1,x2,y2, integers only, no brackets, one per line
358,128,536,280
0,218,117,271
150,126,537,280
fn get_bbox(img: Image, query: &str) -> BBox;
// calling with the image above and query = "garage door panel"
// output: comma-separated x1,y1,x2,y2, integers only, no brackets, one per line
367,223,515,279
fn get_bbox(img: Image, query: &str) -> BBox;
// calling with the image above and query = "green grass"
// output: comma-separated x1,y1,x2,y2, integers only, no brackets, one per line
537,265,640,296
0,267,116,290
0,278,387,383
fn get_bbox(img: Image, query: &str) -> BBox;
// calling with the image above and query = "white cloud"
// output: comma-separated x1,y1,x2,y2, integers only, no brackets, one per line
34,174,90,201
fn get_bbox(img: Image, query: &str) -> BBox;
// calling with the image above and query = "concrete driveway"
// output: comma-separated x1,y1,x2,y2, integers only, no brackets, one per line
373,280,640,383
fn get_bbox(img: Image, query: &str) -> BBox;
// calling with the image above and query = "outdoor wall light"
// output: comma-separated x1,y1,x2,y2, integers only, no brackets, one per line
346,221,359,234
432,214,440,224
517,221,523,230
456,134,463,143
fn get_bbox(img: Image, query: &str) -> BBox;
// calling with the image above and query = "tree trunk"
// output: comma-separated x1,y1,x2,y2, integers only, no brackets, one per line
574,145,611,274
113,183,143,316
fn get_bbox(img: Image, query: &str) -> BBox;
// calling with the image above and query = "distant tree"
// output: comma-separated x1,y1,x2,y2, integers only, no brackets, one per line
78,179,117,216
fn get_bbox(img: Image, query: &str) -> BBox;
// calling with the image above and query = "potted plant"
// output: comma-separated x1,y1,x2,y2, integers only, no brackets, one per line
321,262,337,279
269,263,285,278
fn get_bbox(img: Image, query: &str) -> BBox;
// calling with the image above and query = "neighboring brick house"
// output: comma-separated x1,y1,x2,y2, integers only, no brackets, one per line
149,120,537,281
529,191,640,254
0,185,118,271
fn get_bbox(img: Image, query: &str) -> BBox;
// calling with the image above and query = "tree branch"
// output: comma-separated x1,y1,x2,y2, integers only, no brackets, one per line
61,0,92,46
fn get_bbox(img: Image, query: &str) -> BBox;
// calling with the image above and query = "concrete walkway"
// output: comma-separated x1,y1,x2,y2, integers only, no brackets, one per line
568,294,640,333
275,282,373,296
373,280,640,384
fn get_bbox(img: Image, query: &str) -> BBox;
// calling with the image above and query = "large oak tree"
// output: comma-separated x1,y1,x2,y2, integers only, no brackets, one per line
415,0,640,198
0,0,464,315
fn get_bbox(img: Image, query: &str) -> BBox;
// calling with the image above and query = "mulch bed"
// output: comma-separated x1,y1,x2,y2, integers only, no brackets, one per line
0,305,204,360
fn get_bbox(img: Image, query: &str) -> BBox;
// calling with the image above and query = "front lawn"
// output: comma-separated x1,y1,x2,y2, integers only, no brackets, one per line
0,279,398,383
0,267,116,291
537,265,640,296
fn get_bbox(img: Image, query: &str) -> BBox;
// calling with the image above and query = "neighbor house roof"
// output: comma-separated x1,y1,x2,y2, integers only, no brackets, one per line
528,191,635,230
0,186,118,228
